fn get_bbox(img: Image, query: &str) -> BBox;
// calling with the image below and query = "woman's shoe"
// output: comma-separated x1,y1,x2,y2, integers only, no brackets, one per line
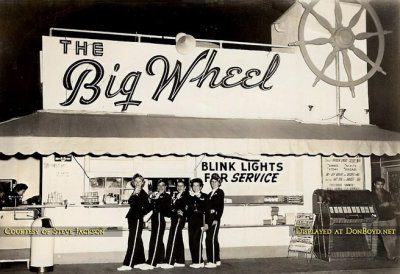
174,263,185,267
205,262,217,268
139,264,154,270
134,263,146,269
189,263,204,268
117,265,132,271
161,264,174,269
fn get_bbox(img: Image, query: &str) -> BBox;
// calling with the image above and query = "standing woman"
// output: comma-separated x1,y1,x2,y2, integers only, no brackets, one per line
187,178,208,269
205,173,225,268
161,179,189,269
141,179,172,270
118,173,150,271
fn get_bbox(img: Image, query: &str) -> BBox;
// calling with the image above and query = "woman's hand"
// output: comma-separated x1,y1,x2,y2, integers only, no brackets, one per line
212,220,218,226
202,224,209,231
177,210,184,216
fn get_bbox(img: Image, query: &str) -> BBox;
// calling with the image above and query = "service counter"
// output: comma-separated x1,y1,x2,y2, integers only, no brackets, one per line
0,209,38,250
40,204,295,264
0,208,38,265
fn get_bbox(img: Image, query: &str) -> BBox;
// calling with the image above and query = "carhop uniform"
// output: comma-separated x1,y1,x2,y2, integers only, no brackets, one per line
187,191,208,264
122,189,150,268
206,187,225,264
146,191,172,266
164,190,189,266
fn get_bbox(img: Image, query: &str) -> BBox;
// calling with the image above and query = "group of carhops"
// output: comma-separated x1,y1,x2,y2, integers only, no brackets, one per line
117,173,225,271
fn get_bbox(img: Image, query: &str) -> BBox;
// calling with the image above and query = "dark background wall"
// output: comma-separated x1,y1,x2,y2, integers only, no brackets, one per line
0,0,399,133
368,0,400,132
0,0,291,123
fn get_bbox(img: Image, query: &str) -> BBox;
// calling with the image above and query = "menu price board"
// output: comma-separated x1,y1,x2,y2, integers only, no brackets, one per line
322,156,364,190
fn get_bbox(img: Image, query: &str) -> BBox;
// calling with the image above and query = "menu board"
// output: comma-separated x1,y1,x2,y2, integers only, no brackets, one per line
322,156,364,190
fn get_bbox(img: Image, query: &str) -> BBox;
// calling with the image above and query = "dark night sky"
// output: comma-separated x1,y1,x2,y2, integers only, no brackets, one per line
0,0,399,132
0,0,292,123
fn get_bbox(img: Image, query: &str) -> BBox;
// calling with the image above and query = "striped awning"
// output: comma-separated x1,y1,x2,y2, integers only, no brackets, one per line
0,111,399,156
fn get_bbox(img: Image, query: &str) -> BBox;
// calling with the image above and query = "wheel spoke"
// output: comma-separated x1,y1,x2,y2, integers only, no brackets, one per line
350,46,387,75
334,0,343,28
348,6,364,29
355,30,392,40
313,49,338,87
300,0,334,34
293,37,331,46
341,50,355,97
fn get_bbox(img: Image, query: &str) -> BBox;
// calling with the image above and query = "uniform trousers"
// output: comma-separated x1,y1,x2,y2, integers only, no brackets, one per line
206,221,221,263
188,214,205,264
123,218,146,267
164,215,186,265
146,212,166,266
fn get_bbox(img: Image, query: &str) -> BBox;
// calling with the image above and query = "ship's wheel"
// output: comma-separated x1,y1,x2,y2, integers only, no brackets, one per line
292,0,390,97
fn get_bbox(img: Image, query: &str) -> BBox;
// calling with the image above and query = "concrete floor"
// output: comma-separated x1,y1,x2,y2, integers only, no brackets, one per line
1,257,399,274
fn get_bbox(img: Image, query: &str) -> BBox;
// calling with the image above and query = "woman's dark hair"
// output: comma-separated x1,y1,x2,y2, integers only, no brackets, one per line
190,178,203,188
210,173,222,186
132,173,144,181
157,179,166,185
14,183,28,192
131,173,145,188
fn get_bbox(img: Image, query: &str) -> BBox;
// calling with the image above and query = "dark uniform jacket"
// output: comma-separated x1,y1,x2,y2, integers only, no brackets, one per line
206,188,225,224
126,189,151,219
170,191,189,218
149,191,172,217
187,192,207,222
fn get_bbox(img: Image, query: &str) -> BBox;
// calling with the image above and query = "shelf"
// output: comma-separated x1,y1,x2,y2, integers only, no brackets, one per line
84,204,129,208
107,224,292,232
220,224,292,228
225,203,303,206
18,203,304,209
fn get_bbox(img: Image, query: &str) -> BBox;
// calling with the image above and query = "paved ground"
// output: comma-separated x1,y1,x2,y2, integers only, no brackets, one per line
1,257,399,273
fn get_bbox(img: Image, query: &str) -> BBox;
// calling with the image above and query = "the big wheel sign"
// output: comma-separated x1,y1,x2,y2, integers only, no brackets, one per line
41,34,369,122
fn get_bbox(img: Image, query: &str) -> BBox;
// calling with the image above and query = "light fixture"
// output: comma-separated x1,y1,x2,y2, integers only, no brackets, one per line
175,33,196,55
308,105,314,111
